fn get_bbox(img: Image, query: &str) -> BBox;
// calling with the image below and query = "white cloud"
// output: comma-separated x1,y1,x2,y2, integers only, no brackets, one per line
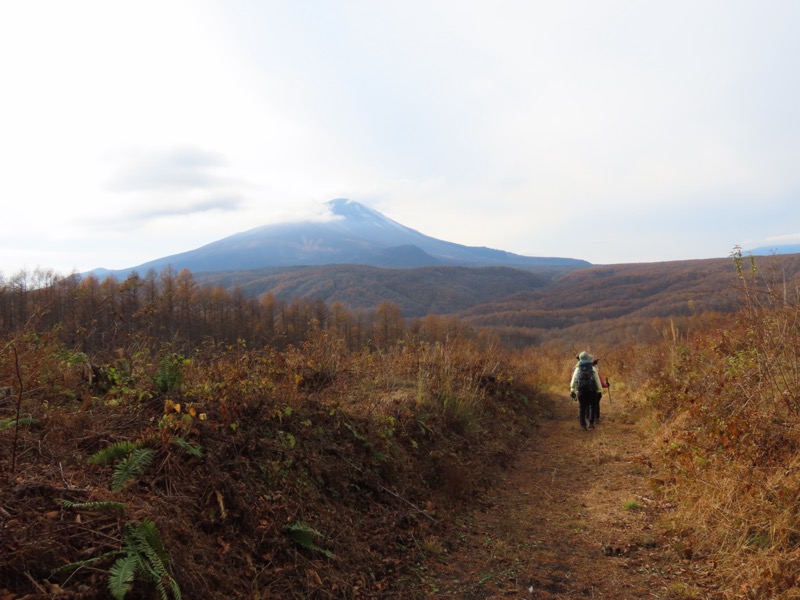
765,232,800,244
1,0,800,273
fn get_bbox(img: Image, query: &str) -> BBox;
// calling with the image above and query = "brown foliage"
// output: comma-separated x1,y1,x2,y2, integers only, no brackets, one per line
458,255,800,348
0,319,539,598
646,251,800,598
0,268,484,360
193,264,556,318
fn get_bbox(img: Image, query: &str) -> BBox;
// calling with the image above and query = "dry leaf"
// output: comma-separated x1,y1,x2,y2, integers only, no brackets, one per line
306,569,323,587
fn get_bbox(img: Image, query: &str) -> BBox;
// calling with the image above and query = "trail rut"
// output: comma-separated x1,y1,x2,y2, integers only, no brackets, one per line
424,390,691,599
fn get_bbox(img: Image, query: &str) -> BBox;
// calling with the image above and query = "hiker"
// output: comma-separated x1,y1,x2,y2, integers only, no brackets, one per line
592,365,610,424
573,352,610,424
570,351,603,430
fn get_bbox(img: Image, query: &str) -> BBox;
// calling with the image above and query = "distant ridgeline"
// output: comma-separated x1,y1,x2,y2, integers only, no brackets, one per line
746,244,800,256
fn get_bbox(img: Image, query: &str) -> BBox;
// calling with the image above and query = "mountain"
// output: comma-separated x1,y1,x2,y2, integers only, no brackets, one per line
193,264,557,318
95,199,589,277
747,244,800,256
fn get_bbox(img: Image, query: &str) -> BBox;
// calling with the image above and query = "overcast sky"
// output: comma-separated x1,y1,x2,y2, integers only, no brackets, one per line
2,0,799,276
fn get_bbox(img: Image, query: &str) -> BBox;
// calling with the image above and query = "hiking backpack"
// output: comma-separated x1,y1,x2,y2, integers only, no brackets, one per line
576,360,598,396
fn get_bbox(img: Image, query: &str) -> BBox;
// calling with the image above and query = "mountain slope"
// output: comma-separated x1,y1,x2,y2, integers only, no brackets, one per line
96,199,589,276
194,264,556,318
457,254,800,346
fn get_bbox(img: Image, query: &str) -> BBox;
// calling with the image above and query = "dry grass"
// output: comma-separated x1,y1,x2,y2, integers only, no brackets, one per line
0,325,542,598
646,253,800,598
659,454,800,598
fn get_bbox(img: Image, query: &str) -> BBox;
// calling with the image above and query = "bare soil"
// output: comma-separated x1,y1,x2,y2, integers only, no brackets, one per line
422,391,692,599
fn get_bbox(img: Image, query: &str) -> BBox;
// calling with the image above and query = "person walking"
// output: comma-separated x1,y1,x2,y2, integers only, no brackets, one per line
570,351,603,430
592,363,609,424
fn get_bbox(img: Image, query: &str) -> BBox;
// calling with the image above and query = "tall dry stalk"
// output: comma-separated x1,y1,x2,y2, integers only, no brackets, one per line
10,345,24,474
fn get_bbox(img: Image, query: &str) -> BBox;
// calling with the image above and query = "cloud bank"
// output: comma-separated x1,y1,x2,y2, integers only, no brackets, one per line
1,0,799,274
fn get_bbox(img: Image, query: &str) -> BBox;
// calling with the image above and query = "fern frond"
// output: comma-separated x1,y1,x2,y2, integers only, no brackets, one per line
0,415,37,430
124,520,181,599
88,441,138,465
111,448,156,491
133,538,172,585
50,550,123,575
166,578,182,600
58,499,126,513
284,522,322,549
108,555,137,600
170,436,203,458
53,518,180,599
284,522,337,559
131,519,171,567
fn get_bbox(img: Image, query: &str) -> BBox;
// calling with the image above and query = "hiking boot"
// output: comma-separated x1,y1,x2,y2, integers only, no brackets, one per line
587,423,594,430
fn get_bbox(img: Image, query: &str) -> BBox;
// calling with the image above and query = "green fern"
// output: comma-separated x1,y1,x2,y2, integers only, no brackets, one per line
88,441,139,465
123,520,181,600
108,555,137,600
130,519,171,567
52,519,180,599
170,436,203,458
58,499,126,513
87,440,156,491
284,522,336,559
111,448,156,491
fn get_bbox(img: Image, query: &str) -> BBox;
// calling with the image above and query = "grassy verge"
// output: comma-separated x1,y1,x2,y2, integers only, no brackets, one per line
645,252,800,598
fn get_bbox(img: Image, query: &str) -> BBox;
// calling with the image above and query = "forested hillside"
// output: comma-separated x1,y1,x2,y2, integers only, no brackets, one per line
2,251,800,597
0,267,477,356
192,253,800,348
0,267,538,598
193,264,557,319
460,254,800,347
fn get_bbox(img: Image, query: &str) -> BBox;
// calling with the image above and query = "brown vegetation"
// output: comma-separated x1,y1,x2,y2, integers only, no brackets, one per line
3,250,800,598
644,250,800,598
193,264,556,318
458,256,761,348
194,254,800,350
0,267,482,358
0,269,539,598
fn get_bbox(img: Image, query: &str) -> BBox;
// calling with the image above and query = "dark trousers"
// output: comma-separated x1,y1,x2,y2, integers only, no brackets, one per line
578,392,599,428
578,396,592,429
589,394,600,423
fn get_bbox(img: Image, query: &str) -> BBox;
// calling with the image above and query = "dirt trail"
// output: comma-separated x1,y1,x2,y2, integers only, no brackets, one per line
424,390,689,599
